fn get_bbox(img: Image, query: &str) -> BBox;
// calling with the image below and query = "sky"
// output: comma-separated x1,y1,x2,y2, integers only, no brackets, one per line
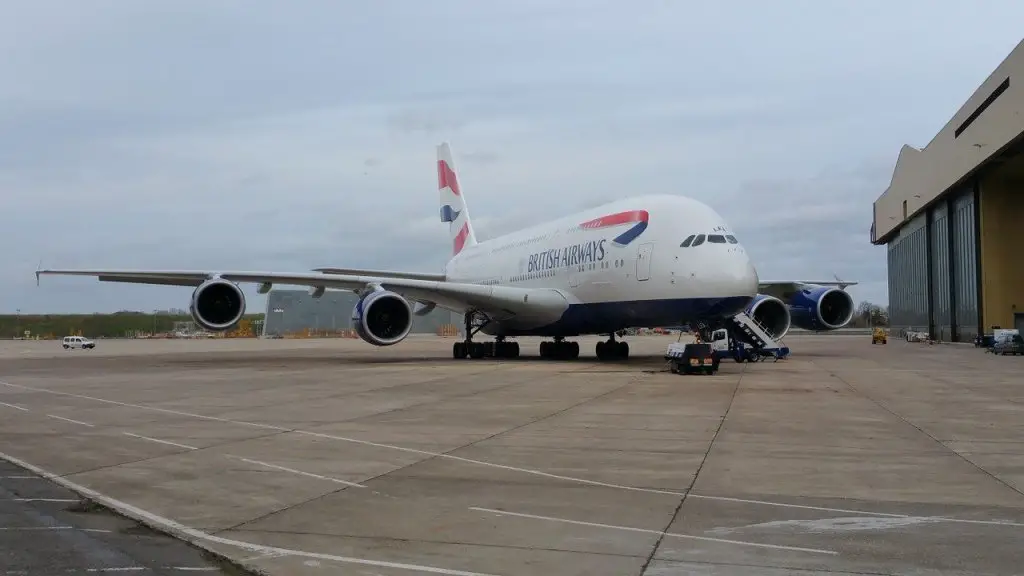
2,1,1022,314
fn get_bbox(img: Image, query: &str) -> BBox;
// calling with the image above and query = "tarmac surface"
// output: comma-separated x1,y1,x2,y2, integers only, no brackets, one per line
0,334,1022,575
0,457,236,574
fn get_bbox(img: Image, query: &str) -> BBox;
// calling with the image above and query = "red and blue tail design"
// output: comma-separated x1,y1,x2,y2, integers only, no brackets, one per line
579,210,649,246
437,142,477,257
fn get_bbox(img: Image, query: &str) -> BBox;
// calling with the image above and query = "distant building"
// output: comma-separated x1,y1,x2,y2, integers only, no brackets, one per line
261,289,460,337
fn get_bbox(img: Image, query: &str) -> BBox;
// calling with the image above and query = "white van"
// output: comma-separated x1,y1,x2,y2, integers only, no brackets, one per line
62,336,95,350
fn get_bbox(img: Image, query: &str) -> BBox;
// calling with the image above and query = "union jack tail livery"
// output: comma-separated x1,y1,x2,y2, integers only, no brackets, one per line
438,142,477,257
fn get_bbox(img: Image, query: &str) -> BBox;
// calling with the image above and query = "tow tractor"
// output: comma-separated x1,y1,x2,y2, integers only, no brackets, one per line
665,341,719,375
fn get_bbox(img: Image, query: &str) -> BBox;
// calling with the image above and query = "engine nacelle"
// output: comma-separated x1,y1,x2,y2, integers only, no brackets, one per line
746,294,791,340
190,278,246,331
788,286,855,331
352,289,413,346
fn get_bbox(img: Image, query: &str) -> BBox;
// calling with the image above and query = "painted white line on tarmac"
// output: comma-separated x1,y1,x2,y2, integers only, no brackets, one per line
229,456,366,489
46,414,94,428
469,507,839,555
6,498,79,503
123,432,197,451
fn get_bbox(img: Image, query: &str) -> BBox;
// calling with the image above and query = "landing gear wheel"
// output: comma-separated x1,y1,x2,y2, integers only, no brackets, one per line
539,340,578,359
494,341,520,359
596,339,628,360
469,342,486,359
453,342,467,359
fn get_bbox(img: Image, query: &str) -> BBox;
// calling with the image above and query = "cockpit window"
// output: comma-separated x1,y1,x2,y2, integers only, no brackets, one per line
725,235,738,244
708,234,726,243
691,234,706,246
680,235,695,247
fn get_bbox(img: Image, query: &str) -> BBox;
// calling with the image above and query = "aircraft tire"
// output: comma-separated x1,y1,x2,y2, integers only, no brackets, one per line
596,340,627,360
495,341,520,359
469,342,486,359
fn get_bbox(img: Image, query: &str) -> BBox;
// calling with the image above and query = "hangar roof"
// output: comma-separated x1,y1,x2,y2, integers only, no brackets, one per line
872,39,1024,245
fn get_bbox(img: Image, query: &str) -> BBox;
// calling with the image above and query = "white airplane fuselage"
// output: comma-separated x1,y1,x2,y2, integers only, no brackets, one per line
444,194,759,337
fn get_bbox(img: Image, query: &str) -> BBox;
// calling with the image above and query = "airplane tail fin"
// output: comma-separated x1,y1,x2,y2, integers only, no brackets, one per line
438,142,477,258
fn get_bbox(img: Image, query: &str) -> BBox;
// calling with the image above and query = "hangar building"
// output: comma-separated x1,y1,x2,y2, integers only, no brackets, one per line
872,39,1024,342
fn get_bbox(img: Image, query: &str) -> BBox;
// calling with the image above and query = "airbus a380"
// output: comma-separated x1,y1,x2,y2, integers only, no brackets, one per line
36,143,857,361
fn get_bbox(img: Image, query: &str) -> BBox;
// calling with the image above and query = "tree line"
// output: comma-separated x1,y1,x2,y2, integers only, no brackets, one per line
851,301,889,328
0,311,265,339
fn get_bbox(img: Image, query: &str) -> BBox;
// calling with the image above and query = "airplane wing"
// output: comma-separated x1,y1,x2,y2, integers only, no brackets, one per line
312,267,446,281
757,280,857,300
34,269,570,324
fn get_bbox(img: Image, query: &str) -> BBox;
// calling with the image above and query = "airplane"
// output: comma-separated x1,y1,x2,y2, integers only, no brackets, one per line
35,142,857,361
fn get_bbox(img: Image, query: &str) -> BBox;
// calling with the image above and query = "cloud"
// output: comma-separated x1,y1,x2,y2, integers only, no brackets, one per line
4,1,1024,313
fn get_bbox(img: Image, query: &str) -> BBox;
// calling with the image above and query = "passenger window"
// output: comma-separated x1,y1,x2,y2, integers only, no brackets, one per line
680,235,695,247
691,234,706,246
725,235,738,244
708,234,726,243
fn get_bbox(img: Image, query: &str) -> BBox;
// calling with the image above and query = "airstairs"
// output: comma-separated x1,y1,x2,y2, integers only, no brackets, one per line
726,312,790,361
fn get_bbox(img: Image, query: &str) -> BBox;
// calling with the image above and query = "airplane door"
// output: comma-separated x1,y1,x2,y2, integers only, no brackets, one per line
568,266,580,288
636,243,653,281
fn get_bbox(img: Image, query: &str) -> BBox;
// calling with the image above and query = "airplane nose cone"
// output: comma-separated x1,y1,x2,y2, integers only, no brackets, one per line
719,254,758,298
693,251,757,298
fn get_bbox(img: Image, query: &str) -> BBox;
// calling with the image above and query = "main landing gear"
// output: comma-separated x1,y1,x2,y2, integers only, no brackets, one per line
539,338,579,360
540,334,628,361
452,312,630,361
595,333,629,361
453,313,520,359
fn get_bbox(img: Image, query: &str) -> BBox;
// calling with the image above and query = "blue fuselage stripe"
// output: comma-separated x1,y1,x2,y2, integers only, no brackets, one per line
494,295,752,337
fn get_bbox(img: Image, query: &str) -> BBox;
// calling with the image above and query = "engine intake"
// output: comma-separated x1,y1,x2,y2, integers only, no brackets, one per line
789,286,854,331
190,279,246,331
352,289,413,346
746,294,791,340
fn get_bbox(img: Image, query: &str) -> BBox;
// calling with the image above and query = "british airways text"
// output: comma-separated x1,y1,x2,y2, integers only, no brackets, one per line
527,239,607,273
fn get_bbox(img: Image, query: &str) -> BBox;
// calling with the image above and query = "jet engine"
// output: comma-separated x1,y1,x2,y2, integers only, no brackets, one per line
746,294,791,340
190,278,246,331
352,289,413,346
788,286,855,331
